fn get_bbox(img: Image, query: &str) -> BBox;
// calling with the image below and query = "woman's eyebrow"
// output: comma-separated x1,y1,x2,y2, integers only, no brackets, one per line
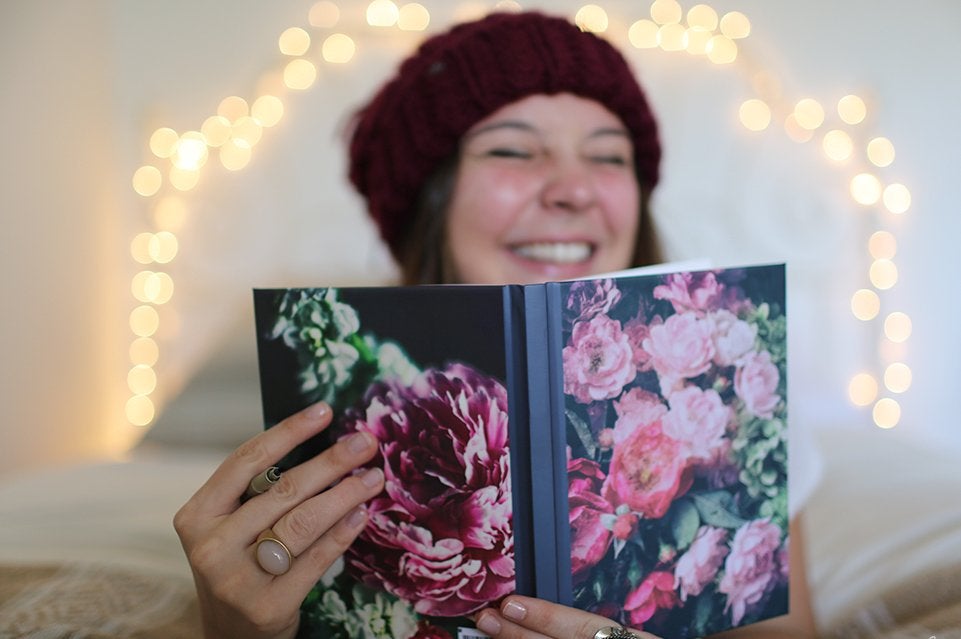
463,120,538,140
587,127,631,140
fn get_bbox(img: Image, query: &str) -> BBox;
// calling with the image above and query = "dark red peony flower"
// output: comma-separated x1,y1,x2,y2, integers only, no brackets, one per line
568,457,614,581
342,363,514,617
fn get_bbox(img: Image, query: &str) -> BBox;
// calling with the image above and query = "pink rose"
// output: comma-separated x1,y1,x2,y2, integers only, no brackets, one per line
566,279,622,322
734,350,781,419
563,314,636,404
642,312,716,394
624,571,680,627
710,310,757,367
653,271,724,314
612,388,667,446
602,419,693,519
673,526,729,601
623,316,656,371
411,623,453,639
718,519,783,625
342,363,513,617
662,385,731,464
568,458,614,580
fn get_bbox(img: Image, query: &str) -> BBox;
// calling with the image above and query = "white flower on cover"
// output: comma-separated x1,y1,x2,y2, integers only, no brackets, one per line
710,309,758,367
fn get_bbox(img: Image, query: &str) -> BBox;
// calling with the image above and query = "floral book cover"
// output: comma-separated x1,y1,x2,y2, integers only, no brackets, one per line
253,263,788,639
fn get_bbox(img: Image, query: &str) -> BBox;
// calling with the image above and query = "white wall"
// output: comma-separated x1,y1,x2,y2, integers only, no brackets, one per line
1,0,958,475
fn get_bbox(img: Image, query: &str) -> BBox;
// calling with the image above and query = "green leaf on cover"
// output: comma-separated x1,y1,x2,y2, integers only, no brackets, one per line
670,499,701,550
566,408,597,458
691,491,748,529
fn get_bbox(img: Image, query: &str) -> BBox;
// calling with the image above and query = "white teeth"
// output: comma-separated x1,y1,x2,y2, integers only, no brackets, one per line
512,242,592,263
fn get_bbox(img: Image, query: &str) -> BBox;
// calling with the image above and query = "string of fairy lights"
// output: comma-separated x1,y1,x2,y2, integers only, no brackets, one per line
128,0,912,430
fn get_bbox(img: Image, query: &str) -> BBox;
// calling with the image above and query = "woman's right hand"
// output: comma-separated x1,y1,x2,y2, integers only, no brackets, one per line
173,402,385,639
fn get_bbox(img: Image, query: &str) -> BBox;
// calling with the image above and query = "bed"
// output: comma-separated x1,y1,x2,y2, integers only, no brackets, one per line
1,413,960,637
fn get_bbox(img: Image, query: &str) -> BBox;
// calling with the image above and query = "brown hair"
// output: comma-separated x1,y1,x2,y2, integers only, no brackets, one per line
394,159,663,286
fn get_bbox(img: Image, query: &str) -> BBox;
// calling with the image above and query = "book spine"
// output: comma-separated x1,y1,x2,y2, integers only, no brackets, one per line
545,282,574,606
522,284,559,601
503,285,534,596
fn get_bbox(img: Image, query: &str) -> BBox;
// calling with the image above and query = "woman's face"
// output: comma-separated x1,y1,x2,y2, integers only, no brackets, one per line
445,93,640,285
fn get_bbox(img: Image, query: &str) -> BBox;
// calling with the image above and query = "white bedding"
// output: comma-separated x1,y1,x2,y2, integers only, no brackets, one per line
1,428,959,637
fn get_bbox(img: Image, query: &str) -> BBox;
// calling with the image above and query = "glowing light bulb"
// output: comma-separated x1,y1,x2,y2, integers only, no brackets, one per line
130,305,160,337
279,27,310,56
218,96,249,122
850,289,880,321
252,95,284,127
706,35,737,64
629,19,660,48
129,337,159,366
719,11,751,38
128,364,157,395
492,0,522,12
220,139,252,171
884,312,912,343
132,166,162,197
883,183,911,215
848,373,878,406
850,173,882,205
149,127,179,158
794,98,825,130
658,23,688,51
148,231,178,264
685,28,712,55
201,115,232,147
232,116,264,148
132,271,156,303
322,33,356,63
686,4,718,31
172,131,208,171
651,0,682,25
575,5,609,32
739,99,771,131
169,166,200,192
838,94,866,125
867,137,895,167
284,59,317,90
131,233,155,264
126,395,156,426
309,1,340,28
873,398,900,429
884,362,912,393
868,231,897,260
398,3,430,31
822,129,853,162
367,0,399,27
869,258,898,290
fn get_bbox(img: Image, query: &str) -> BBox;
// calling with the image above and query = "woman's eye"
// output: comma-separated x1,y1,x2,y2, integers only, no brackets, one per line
590,154,630,166
486,147,533,159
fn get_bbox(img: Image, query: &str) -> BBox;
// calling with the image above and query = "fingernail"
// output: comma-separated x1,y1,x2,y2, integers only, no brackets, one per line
475,612,502,636
348,431,373,454
361,467,384,488
309,402,331,421
346,506,367,528
502,599,527,621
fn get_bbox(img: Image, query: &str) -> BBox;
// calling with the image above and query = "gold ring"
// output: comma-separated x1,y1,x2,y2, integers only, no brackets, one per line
255,528,293,576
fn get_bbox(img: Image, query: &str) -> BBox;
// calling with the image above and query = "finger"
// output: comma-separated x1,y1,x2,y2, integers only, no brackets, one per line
474,609,551,639
279,502,374,598
266,466,385,558
188,402,334,517
233,428,381,538
493,596,659,639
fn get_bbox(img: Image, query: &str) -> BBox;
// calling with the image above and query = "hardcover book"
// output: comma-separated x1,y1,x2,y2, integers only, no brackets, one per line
253,263,789,639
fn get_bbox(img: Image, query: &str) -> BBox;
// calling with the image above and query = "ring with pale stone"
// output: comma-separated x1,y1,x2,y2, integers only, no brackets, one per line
255,529,293,576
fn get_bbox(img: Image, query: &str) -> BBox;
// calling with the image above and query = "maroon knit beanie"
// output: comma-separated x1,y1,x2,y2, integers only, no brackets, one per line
348,11,661,260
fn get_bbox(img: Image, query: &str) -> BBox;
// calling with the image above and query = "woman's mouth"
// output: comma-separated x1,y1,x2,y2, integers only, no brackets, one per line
510,241,594,264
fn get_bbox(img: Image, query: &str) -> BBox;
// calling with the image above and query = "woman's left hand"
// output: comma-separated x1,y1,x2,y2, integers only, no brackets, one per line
474,596,661,639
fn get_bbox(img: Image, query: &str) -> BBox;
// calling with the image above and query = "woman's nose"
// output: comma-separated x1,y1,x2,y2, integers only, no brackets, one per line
541,161,596,212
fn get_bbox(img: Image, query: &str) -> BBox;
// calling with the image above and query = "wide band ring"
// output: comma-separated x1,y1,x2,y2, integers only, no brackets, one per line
593,627,640,639
255,528,293,576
